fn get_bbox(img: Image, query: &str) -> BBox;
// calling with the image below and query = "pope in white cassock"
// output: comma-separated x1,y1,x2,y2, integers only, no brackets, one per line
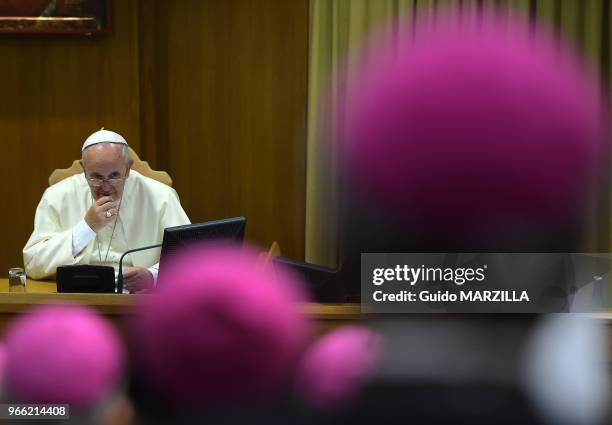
23,129,190,293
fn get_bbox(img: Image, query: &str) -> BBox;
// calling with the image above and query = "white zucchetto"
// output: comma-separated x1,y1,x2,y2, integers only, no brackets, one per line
82,128,128,151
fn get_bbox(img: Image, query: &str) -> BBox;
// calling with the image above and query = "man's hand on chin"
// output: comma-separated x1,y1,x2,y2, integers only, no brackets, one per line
123,267,154,294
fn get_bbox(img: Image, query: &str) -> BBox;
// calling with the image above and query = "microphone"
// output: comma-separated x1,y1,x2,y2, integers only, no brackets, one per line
117,244,162,294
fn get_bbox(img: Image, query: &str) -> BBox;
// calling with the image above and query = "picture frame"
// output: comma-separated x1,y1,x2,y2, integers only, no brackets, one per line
0,0,111,35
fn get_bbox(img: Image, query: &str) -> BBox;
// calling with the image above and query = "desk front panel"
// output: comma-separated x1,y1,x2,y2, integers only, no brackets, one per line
2,279,611,358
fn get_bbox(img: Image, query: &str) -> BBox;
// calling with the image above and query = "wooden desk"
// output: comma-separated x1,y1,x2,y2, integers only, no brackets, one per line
2,279,612,346
0,279,363,331
0,278,56,294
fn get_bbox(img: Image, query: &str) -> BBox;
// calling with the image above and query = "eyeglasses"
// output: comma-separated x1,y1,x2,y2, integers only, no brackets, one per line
86,176,126,187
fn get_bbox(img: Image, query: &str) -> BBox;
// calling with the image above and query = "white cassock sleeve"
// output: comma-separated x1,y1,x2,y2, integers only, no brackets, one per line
147,188,191,285
161,187,191,230
148,264,159,285
72,219,96,255
23,195,92,280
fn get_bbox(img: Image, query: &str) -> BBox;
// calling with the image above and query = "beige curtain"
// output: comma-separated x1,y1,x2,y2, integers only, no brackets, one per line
305,0,414,269
306,0,610,267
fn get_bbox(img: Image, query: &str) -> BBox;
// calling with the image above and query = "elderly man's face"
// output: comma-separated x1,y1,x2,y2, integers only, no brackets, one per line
80,143,132,201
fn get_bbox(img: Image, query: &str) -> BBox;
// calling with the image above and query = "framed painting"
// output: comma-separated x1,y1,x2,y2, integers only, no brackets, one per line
0,0,111,34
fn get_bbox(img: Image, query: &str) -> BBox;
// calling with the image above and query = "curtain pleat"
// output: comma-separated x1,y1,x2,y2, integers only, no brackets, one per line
306,0,610,267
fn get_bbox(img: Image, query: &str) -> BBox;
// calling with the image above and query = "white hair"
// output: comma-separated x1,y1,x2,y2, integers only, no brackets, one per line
82,143,130,165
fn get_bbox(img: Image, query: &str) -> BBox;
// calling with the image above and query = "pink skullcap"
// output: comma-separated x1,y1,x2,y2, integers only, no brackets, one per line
131,242,312,408
296,326,382,411
342,10,604,233
0,342,6,397
4,304,125,407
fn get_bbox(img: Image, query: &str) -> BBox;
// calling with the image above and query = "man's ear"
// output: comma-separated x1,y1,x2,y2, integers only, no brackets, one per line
79,160,85,172
126,158,134,176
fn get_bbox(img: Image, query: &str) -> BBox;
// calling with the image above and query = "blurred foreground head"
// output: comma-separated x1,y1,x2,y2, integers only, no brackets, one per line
3,304,127,423
130,243,312,421
328,8,609,425
0,342,5,400
340,10,605,252
315,317,608,425
295,326,382,412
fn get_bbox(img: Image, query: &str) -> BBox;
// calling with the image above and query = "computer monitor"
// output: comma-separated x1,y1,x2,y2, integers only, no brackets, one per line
273,256,343,302
158,217,246,282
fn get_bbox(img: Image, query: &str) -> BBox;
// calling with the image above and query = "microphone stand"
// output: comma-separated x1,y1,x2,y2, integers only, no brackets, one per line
117,244,162,294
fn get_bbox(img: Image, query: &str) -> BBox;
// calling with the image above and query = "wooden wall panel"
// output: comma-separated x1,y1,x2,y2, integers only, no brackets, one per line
140,0,309,260
0,0,141,274
0,0,308,275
